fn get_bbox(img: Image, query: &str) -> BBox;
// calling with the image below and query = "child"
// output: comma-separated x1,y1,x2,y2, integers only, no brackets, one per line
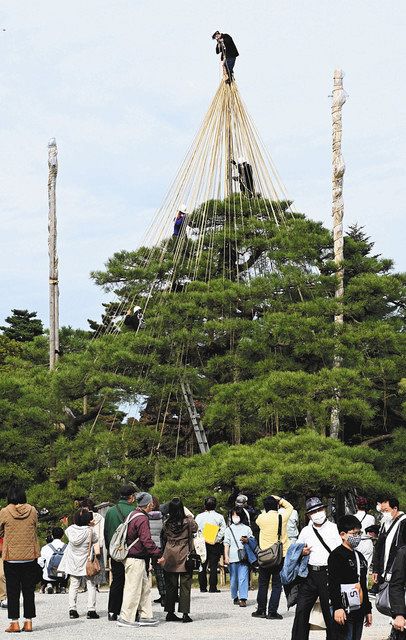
328,515,372,640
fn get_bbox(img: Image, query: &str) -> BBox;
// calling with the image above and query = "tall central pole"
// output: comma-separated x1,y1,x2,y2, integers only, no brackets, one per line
48,138,59,370
330,69,346,438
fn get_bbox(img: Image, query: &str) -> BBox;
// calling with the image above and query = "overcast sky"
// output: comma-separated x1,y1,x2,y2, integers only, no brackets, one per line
1,1,405,330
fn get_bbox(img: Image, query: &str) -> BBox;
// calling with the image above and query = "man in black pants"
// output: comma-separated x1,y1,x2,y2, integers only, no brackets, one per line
104,485,136,621
291,497,342,640
212,31,239,83
195,497,226,593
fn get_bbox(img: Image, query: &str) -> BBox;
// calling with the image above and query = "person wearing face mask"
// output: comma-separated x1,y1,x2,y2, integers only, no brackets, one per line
372,497,406,589
354,497,375,570
223,507,253,607
291,497,342,640
328,515,372,639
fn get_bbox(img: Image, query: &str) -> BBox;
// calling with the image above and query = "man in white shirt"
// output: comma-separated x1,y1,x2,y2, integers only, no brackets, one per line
291,497,341,640
354,496,375,569
195,497,226,593
38,527,67,594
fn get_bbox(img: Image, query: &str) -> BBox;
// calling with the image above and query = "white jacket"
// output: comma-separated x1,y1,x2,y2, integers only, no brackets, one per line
59,525,98,577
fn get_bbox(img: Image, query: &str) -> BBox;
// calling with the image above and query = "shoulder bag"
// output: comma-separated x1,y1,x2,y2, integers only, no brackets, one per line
376,521,405,617
229,526,247,563
185,519,201,574
86,530,101,577
256,514,283,569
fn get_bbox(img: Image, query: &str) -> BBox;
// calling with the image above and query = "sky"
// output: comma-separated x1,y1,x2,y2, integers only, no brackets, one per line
1,1,405,330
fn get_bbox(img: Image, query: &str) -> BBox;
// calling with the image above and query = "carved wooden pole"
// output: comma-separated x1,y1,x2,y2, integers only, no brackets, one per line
330,70,346,438
48,138,59,370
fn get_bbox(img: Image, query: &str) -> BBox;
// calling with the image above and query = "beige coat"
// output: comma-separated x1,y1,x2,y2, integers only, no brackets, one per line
0,503,40,561
162,516,197,573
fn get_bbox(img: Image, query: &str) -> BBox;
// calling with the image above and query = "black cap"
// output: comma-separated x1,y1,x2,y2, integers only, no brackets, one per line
212,31,220,39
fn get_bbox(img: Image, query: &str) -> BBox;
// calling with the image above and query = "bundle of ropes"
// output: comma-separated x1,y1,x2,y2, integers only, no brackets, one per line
87,77,297,457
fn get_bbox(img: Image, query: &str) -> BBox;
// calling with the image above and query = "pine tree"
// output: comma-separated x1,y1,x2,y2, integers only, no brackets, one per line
1,309,44,342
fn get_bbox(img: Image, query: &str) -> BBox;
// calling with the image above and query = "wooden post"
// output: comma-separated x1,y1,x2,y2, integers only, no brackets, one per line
331,70,346,438
48,138,59,370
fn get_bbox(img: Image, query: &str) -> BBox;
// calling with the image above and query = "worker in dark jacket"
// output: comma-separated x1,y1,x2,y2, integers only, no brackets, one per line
173,208,186,238
104,485,136,621
212,31,239,83
117,493,161,628
389,546,406,636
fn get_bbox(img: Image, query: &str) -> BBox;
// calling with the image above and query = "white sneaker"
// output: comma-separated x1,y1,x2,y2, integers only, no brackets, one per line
117,618,138,627
0,600,7,609
138,619,159,626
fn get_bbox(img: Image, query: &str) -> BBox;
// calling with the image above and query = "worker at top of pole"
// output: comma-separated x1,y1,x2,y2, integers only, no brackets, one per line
212,30,239,85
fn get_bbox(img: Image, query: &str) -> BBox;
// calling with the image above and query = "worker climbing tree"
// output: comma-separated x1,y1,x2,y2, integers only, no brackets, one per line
212,30,239,84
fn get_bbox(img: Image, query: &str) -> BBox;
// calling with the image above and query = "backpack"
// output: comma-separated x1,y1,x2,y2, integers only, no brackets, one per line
47,543,67,578
109,511,143,562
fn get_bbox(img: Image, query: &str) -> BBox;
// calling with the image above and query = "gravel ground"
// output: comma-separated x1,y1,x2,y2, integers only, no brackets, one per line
0,587,393,639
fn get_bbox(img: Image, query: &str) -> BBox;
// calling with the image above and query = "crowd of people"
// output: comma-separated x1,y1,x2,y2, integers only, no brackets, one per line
0,483,405,639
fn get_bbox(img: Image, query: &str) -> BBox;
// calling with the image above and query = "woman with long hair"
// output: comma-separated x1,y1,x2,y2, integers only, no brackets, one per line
0,483,40,633
158,498,197,623
224,506,253,607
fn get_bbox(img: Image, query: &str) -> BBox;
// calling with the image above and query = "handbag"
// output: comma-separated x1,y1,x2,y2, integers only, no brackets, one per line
185,519,201,574
86,531,101,578
256,515,283,569
229,525,247,563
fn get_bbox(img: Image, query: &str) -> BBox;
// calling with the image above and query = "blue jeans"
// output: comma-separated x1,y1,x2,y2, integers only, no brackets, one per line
224,57,236,76
229,562,249,600
334,614,364,640
257,562,283,614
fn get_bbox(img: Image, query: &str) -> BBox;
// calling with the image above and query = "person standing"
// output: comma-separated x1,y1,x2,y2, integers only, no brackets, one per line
287,508,300,544
291,497,342,640
389,546,406,638
372,497,406,590
223,506,252,607
148,496,166,606
173,208,186,238
212,31,239,83
159,497,198,623
0,536,7,609
354,497,375,569
59,508,100,620
328,515,372,640
252,494,293,620
195,496,226,593
104,485,136,621
0,484,40,633
117,492,161,628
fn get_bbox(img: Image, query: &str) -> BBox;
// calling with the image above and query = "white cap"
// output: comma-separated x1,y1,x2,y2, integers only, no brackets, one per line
237,156,245,164
179,203,187,213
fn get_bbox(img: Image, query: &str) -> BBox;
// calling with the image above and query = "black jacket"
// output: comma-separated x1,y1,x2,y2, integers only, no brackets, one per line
328,545,372,615
215,33,239,61
373,516,406,576
389,546,406,617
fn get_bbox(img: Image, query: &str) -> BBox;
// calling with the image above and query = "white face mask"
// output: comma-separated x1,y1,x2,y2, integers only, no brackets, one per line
232,516,240,525
310,511,326,525
381,511,393,524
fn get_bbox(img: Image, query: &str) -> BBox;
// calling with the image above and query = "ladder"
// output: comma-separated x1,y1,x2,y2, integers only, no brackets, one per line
180,381,210,454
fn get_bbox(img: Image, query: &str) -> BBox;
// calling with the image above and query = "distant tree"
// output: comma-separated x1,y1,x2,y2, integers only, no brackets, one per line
1,309,44,342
